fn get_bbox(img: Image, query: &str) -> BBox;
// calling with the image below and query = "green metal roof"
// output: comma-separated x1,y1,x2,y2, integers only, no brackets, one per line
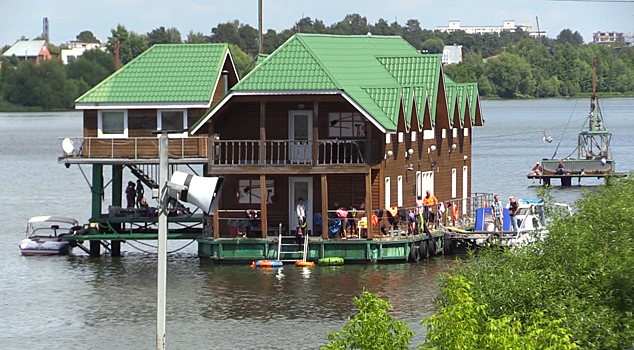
445,82,458,127
456,84,468,126
75,44,229,105
192,34,478,133
465,83,479,124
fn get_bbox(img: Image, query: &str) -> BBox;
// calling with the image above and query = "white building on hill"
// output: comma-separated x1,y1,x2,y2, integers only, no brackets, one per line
60,41,106,64
437,20,546,38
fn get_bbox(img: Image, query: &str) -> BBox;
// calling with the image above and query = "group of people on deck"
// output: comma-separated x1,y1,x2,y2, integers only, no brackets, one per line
490,194,521,232
124,180,156,217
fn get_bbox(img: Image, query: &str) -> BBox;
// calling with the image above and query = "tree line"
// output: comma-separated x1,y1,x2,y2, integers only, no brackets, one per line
320,176,634,349
2,14,634,109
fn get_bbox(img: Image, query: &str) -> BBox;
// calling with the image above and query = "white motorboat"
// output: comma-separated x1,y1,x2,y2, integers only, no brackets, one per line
19,216,81,256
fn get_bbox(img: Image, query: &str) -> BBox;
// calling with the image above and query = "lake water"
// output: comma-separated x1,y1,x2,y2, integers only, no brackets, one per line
0,98,632,349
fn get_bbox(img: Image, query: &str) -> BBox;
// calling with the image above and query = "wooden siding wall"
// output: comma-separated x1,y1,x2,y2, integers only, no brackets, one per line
214,102,260,140
81,108,209,158
381,127,472,212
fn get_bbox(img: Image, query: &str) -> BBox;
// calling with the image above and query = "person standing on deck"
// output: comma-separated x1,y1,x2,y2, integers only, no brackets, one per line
423,190,438,229
296,197,306,245
136,179,145,208
508,196,520,232
125,181,136,209
491,195,503,232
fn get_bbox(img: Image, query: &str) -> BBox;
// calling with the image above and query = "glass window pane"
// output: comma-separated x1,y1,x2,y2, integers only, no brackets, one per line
102,112,124,134
293,114,309,140
161,111,184,131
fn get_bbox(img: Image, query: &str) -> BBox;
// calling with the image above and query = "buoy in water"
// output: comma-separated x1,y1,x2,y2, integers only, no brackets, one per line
251,260,283,268
318,257,344,266
295,261,315,267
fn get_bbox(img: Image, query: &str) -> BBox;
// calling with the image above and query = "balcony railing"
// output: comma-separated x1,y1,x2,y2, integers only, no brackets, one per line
209,139,366,166
59,137,209,159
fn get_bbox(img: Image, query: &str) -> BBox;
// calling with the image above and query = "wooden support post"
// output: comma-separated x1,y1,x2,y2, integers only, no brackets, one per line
259,101,266,165
111,165,123,255
321,174,328,239
208,123,214,173
260,174,268,238
89,240,101,258
365,121,372,163
213,205,220,239
111,240,121,257
91,164,103,221
365,171,373,239
313,101,319,164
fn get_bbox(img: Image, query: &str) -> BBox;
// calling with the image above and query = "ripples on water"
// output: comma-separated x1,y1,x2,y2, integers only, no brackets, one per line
1,99,633,349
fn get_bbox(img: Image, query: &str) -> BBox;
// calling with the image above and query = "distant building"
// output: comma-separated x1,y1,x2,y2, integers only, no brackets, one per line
442,45,463,65
2,40,52,64
593,32,627,45
437,20,546,38
60,41,106,64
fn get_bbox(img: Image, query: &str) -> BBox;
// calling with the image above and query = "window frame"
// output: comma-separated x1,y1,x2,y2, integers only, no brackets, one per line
384,177,391,209
238,179,275,205
98,110,128,138
157,109,188,138
397,175,403,207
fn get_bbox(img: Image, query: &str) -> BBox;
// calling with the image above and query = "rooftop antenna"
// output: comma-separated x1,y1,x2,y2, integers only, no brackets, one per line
536,16,542,45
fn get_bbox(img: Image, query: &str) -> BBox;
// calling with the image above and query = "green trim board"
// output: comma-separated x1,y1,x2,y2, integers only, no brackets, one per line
191,34,479,134
76,43,231,105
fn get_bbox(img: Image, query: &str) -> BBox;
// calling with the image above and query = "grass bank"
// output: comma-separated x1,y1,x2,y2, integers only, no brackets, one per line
0,100,44,113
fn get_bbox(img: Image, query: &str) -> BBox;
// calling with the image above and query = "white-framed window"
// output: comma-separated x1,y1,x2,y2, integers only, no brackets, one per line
452,168,457,198
442,129,447,139
98,110,128,138
411,131,417,142
385,134,391,144
462,166,468,215
452,128,458,137
328,112,365,138
419,171,434,198
398,132,404,143
416,171,422,198
384,177,391,208
423,128,434,140
238,179,275,204
157,109,188,138
463,128,469,137
397,175,403,207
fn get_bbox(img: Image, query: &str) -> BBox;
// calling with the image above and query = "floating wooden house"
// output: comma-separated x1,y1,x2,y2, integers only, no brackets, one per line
189,34,484,262
59,43,239,256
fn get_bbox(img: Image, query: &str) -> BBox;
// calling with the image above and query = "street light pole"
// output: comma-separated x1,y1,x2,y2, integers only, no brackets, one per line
157,132,168,350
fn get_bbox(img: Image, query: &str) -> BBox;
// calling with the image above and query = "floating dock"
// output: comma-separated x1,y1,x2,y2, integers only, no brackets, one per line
527,173,627,186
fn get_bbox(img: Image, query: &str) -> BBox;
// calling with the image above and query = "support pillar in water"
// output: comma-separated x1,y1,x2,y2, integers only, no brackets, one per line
89,240,101,257
111,240,121,257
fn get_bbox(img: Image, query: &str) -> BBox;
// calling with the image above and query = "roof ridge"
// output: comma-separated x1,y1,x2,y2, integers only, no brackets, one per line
295,35,342,89
295,33,404,39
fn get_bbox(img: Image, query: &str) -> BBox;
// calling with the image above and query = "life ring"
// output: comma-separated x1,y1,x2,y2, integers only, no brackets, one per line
418,241,429,259
295,261,315,267
452,204,459,221
251,260,283,268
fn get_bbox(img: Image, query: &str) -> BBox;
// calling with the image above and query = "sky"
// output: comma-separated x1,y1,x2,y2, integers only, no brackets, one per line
1,0,633,47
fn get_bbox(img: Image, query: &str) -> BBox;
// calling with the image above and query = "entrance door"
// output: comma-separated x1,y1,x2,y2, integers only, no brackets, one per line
289,177,313,233
289,110,313,164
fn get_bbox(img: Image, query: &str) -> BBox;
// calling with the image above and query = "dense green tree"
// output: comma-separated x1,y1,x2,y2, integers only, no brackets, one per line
66,48,115,88
420,38,444,54
76,30,98,42
147,26,182,46
556,28,584,46
186,30,207,44
229,44,253,78
107,24,148,65
321,290,414,350
1,44,11,54
486,52,535,97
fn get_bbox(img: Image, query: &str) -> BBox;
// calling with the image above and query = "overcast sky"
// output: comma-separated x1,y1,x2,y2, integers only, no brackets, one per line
1,0,633,47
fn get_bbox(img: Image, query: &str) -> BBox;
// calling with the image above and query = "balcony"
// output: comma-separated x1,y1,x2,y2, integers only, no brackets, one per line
58,137,209,164
209,139,368,167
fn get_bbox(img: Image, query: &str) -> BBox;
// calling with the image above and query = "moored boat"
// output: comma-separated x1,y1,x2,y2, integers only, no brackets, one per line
19,216,81,256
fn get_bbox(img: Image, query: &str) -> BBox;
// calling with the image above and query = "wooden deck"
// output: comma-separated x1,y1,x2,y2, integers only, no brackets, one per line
527,173,627,186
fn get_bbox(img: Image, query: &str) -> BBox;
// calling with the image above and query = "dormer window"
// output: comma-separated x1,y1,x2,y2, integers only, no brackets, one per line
157,109,188,138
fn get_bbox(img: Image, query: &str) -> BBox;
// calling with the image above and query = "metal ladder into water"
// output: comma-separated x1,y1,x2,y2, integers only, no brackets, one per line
276,224,309,263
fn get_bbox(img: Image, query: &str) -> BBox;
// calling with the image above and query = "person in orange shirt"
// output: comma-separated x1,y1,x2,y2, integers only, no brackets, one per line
422,190,438,229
